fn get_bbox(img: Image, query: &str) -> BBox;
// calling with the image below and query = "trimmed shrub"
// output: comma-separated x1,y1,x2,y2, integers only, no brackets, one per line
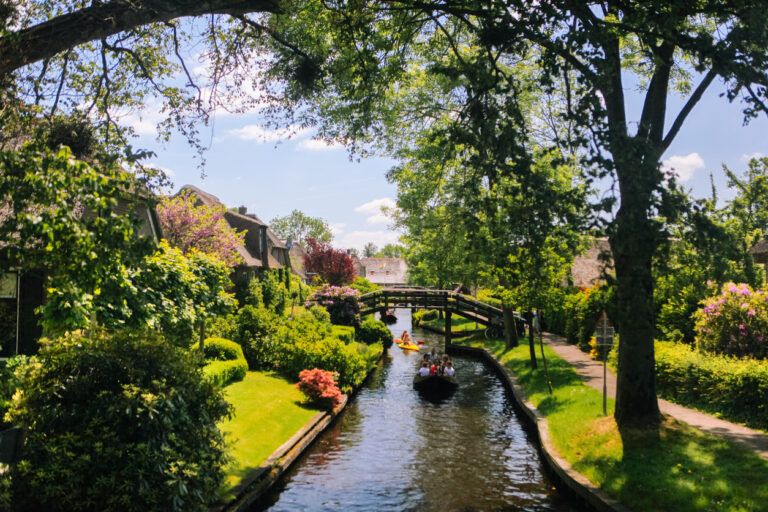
279,338,376,392
203,337,245,361
7,330,231,512
295,368,342,409
654,340,768,430
356,318,394,349
203,359,248,387
476,289,502,309
561,285,616,351
693,282,768,359
234,304,281,369
331,325,356,343
203,338,248,387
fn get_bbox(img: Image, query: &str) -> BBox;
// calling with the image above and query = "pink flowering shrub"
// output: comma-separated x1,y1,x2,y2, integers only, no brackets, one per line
693,282,768,359
296,368,342,409
306,284,361,326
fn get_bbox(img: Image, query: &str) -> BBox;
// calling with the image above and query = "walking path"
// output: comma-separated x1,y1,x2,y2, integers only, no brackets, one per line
542,332,768,459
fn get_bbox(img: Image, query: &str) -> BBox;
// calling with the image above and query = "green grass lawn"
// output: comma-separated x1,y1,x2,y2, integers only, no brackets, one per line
218,371,319,495
417,313,483,332
458,335,768,512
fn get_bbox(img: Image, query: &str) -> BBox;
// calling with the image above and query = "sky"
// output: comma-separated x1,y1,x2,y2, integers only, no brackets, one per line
132,73,768,253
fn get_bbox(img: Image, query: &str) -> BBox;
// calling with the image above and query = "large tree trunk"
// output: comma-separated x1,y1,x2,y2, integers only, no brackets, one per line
502,304,518,349
611,161,661,430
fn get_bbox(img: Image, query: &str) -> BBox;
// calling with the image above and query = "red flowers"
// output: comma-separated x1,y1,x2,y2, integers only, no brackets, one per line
296,368,343,409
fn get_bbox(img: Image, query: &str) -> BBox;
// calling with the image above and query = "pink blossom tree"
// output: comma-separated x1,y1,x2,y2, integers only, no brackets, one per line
157,191,245,267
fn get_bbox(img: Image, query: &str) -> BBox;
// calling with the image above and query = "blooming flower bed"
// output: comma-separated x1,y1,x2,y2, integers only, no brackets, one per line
693,282,768,359
306,284,361,326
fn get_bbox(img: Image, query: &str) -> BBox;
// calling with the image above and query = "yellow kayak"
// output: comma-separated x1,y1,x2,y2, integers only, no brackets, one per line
400,342,420,351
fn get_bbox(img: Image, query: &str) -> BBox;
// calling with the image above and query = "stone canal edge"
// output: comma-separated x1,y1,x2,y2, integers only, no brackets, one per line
447,343,633,512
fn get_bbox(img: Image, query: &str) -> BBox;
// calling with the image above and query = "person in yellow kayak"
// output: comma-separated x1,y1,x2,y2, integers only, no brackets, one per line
401,330,411,342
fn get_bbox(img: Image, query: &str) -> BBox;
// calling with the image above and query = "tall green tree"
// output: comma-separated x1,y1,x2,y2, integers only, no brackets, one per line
269,209,333,244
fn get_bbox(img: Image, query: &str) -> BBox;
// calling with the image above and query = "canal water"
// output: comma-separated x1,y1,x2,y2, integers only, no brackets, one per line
253,309,586,512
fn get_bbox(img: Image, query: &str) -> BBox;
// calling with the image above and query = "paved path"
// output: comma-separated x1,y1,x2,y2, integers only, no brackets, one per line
542,332,768,459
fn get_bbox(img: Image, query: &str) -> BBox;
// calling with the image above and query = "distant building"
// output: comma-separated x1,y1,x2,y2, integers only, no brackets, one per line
179,185,292,282
359,257,408,286
570,238,613,288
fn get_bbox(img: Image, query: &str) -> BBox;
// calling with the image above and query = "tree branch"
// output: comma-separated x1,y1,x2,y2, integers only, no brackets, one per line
0,0,281,78
661,68,717,152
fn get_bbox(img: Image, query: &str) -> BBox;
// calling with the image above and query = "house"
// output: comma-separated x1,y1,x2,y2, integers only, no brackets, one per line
359,257,408,286
0,190,162,358
570,238,613,288
179,185,292,282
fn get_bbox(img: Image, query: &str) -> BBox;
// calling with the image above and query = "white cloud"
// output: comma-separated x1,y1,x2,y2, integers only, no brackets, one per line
296,138,345,151
228,124,310,142
662,152,705,182
338,230,400,251
147,165,175,178
354,198,397,224
120,105,165,136
329,223,346,236
742,152,766,162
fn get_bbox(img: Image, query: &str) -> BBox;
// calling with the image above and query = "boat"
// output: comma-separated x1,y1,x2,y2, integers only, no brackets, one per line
399,341,420,351
382,309,398,324
413,374,458,393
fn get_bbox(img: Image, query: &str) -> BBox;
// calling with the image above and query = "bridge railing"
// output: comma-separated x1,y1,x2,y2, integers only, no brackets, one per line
359,289,503,326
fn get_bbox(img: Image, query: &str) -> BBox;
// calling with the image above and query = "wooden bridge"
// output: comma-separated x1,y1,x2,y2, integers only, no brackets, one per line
359,288,510,343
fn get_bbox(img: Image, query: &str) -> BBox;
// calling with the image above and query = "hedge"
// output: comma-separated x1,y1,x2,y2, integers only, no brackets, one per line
203,337,248,387
654,340,768,431
331,325,356,343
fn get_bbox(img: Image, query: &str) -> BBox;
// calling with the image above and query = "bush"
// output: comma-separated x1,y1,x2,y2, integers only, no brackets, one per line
476,288,502,309
279,338,377,392
0,355,30,429
203,337,245,361
654,340,768,430
417,309,439,322
203,338,248,387
348,277,381,295
331,325,356,343
7,330,231,512
560,285,616,351
234,304,281,369
307,284,361,327
356,318,394,349
295,368,342,409
693,282,768,359
259,270,288,314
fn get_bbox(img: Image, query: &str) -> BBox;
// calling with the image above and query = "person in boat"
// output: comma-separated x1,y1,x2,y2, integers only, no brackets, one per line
401,330,411,342
429,348,438,362
418,362,431,377
430,359,439,376
443,361,455,377
422,354,431,366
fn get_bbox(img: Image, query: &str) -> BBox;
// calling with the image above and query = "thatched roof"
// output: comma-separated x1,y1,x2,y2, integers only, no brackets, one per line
571,238,613,287
178,185,286,269
360,257,408,285
750,237,768,264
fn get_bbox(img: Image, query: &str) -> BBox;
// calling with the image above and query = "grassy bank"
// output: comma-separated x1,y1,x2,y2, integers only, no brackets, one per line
413,310,483,333
458,335,768,512
219,371,319,495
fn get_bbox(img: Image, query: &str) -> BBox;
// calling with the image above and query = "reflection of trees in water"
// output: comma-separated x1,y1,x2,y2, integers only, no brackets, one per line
306,426,343,471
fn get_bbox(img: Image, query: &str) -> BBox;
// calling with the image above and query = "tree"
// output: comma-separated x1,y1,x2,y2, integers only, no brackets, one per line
303,238,357,285
363,242,378,258
255,2,768,432
157,190,245,267
375,244,405,258
269,209,333,244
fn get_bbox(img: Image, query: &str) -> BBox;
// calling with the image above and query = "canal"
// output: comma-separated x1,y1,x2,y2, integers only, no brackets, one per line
253,309,586,511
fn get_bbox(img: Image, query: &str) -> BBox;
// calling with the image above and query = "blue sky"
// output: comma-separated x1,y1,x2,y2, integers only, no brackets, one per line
132,75,767,252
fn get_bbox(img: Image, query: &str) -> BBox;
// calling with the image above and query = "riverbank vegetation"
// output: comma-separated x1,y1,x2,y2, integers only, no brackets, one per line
459,334,768,512
412,310,483,333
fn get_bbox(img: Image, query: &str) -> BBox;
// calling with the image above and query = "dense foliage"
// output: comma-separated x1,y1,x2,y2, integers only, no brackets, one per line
356,318,394,349
157,190,245,267
0,355,29,429
296,368,342,409
307,284,361,327
7,330,231,512
654,340,768,431
303,238,357,286
97,242,236,346
693,282,768,359
203,337,248,387
348,277,380,295
544,285,616,352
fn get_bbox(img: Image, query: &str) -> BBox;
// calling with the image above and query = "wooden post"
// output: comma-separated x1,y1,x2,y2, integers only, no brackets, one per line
445,310,452,348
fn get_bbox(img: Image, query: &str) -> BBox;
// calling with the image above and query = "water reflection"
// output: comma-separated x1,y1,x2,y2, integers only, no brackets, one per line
253,309,585,512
